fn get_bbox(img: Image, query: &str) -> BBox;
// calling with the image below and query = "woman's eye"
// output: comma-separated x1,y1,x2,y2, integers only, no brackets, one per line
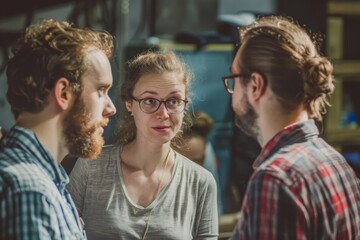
168,98,180,105
143,98,156,105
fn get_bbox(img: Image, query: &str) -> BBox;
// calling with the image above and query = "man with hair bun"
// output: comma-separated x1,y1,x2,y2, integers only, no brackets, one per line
221,15,360,239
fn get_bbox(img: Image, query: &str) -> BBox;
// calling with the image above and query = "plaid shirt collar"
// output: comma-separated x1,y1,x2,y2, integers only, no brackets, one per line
4,125,69,191
253,119,319,170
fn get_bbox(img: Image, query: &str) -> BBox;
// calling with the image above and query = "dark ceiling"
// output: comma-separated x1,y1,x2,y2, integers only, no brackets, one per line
0,0,75,19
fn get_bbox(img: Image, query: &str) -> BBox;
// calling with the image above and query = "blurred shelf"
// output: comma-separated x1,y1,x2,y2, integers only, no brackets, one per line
326,2,360,150
333,60,360,76
328,1,360,15
157,39,234,52
324,128,360,146
219,212,239,240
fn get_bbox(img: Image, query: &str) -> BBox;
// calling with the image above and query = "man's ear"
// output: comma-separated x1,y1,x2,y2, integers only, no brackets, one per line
53,78,73,110
249,72,266,101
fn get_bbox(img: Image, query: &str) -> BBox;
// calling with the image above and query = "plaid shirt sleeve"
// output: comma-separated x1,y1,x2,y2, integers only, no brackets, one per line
232,167,310,240
1,189,67,239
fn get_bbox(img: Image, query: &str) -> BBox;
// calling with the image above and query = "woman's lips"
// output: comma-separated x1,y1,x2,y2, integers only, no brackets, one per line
153,126,170,132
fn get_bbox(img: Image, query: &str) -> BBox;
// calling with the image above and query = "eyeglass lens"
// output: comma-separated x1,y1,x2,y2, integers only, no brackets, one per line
139,98,186,113
225,78,235,93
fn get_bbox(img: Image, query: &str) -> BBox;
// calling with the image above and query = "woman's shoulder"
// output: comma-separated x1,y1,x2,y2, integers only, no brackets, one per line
79,144,120,166
176,152,215,181
101,144,121,157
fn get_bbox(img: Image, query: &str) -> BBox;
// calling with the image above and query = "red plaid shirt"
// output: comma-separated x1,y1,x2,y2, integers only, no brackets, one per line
231,119,360,240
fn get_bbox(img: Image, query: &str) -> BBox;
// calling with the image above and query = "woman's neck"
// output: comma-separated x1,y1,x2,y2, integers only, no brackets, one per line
121,140,172,174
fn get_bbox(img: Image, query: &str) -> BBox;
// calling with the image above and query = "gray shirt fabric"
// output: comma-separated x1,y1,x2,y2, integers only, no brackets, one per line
68,145,218,240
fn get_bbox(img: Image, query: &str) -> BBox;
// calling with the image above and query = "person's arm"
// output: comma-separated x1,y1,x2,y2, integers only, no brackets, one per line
194,173,219,239
67,158,89,216
231,169,309,239
1,190,81,239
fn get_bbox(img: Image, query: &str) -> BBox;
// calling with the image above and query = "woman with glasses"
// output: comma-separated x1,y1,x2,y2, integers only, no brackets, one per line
68,50,218,239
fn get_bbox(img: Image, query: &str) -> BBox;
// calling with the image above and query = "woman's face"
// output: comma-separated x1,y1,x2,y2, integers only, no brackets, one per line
126,71,186,145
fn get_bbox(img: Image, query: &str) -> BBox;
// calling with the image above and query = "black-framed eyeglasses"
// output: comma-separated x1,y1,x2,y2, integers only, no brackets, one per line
131,96,188,114
222,74,245,94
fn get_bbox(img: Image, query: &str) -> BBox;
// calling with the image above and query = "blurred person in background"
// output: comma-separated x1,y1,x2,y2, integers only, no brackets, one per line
174,110,224,215
175,111,214,166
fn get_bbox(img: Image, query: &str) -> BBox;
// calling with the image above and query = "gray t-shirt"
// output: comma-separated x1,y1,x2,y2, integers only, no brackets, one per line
68,145,218,240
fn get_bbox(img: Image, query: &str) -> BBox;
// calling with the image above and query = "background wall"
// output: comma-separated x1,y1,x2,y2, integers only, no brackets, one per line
0,0,276,214
0,0,276,138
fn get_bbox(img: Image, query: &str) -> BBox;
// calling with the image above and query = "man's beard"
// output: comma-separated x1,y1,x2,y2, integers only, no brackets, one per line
234,93,259,140
64,97,109,159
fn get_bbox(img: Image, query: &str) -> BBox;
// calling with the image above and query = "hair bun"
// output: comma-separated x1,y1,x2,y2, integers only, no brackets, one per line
302,56,335,100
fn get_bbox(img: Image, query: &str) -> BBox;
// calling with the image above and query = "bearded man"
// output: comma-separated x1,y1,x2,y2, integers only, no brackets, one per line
223,16,360,239
0,19,116,239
